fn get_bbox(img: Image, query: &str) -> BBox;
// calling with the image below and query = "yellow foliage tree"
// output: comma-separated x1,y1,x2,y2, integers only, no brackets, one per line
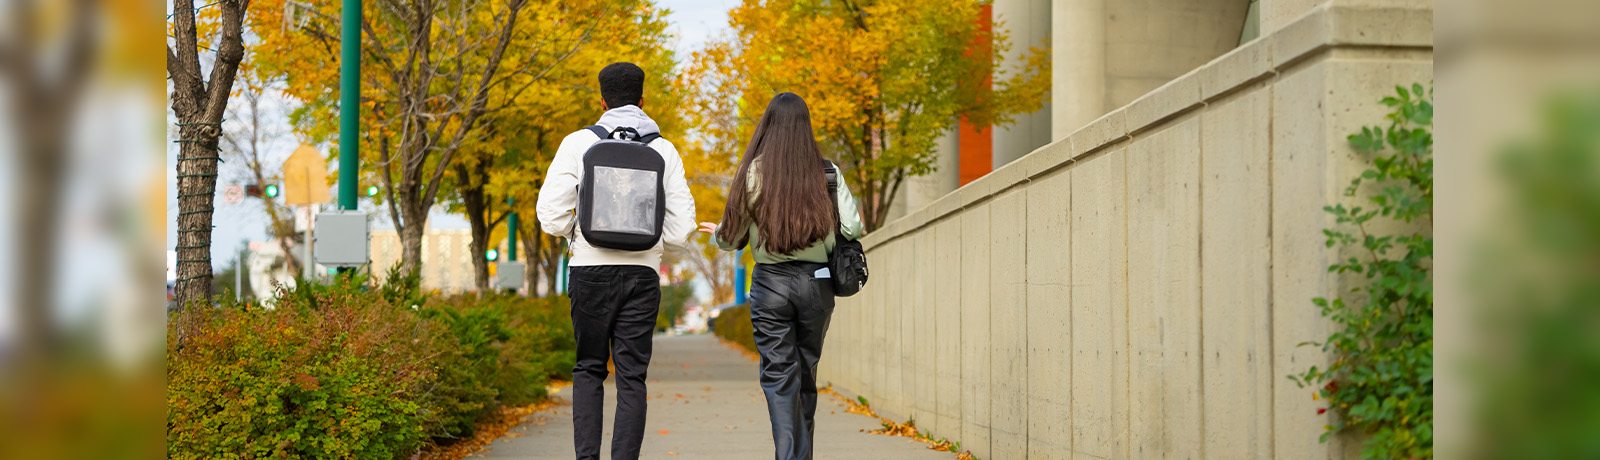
471,2,683,294
247,0,614,275
687,0,1051,231
450,1,679,293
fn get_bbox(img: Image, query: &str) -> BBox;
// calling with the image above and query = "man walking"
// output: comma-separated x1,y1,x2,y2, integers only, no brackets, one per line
536,62,696,460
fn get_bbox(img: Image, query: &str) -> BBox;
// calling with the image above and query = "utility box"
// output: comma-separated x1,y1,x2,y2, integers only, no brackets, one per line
314,211,369,267
496,261,525,290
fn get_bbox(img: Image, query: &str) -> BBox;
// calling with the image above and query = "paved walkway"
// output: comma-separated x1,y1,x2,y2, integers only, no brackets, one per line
480,334,952,459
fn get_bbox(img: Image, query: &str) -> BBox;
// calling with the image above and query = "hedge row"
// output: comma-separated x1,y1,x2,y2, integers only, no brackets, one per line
167,272,575,459
711,304,757,354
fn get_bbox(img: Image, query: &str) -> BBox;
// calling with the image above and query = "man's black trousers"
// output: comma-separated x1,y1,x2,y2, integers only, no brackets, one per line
749,261,836,460
568,265,660,460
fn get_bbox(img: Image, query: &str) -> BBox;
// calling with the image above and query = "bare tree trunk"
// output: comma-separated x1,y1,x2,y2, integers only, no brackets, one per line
458,162,494,294
224,86,301,276
365,0,537,272
526,214,565,298
167,0,254,313
3,0,96,366
520,223,541,295
398,202,427,276
542,235,563,297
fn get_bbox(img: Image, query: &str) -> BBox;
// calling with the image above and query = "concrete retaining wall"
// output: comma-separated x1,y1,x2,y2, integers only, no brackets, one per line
817,1,1433,458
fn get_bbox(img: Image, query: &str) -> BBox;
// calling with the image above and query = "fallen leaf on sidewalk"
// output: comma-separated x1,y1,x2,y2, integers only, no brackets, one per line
416,398,562,460
658,430,671,435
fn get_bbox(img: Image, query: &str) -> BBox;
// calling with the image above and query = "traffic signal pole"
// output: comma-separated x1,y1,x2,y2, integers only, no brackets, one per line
331,0,360,278
506,197,518,261
338,0,360,212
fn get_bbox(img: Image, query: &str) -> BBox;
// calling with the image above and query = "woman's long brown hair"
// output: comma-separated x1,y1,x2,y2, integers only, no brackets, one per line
715,92,834,254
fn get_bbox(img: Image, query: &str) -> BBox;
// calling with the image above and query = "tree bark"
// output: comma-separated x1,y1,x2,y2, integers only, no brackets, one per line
398,200,427,276
168,0,254,313
225,86,301,276
369,0,532,273
456,161,497,294
522,214,564,297
2,0,94,363
520,223,541,295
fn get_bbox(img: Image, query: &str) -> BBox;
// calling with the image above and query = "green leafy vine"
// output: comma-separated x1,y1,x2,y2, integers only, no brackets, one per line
1292,83,1434,459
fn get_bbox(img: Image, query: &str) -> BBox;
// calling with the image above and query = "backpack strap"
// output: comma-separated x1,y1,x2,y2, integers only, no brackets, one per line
823,160,841,238
587,125,664,145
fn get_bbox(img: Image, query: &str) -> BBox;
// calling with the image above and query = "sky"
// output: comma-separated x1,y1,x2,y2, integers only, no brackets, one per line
164,0,736,283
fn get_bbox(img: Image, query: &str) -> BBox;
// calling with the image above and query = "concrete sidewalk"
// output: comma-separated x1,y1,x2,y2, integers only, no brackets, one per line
479,334,952,460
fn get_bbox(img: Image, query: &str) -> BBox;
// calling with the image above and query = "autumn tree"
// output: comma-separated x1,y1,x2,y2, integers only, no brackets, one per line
451,0,678,293
247,0,564,275
168,0,255,310
673,56,743,304
690,0,1050,230
220,77,303,275
4,0,103,360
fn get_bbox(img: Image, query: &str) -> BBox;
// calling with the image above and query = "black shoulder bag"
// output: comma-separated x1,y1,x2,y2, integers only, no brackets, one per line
823,161,868,297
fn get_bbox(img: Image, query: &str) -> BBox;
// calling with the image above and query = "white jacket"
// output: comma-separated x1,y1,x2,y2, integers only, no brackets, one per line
536,105,696,269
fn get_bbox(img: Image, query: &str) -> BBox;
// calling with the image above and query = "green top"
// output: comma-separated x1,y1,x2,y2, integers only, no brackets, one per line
710,160,865,264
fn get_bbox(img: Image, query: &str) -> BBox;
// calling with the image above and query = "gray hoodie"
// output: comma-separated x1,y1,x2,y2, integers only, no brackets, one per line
593,105,660,138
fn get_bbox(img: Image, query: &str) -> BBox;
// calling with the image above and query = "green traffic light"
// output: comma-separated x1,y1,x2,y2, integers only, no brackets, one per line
486,249,499,261
366,185,379,197
265,184,280,198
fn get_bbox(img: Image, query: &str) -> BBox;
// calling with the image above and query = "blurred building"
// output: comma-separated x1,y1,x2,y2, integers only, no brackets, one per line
369,227,478,294
894,0,1263,220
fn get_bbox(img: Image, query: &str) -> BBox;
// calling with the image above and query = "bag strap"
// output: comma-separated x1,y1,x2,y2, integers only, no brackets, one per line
823,160,841,240
586,125,664,145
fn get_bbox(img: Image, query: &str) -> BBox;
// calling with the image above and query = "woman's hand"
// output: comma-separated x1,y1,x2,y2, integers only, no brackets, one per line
697,222,718,234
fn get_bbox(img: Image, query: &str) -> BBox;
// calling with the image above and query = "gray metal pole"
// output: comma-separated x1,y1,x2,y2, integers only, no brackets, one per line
304,205,314,280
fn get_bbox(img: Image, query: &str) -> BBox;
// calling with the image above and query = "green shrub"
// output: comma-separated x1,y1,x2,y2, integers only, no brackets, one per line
168,273,577,458
712,305,756,354
417,294,575,439
167,288,433,459
1292,83,1433,459
415,302,509,440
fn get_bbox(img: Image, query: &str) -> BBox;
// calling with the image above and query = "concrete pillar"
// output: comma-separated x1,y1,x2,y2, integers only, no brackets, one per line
904,126,961,214
1050,0,1107,139
1259,0,1324,34
992,0,1053,169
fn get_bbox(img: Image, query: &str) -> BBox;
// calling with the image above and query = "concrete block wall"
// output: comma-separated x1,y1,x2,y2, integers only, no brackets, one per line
816,1,1432,458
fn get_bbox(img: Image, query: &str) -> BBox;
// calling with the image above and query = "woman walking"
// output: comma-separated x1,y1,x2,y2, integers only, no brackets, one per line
699,92,864,460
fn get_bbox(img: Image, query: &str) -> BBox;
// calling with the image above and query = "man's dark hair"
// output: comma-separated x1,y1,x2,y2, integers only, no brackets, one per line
598,62,646,108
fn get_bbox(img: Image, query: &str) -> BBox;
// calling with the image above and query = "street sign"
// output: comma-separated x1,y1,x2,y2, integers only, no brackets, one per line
223,184,244,204
282,144,331,206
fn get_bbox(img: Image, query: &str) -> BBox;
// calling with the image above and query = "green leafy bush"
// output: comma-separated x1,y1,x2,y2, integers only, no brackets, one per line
711,304,757,354
1292,84,1433,459
168,274,575,459
418,294,575,439
167,285,433,459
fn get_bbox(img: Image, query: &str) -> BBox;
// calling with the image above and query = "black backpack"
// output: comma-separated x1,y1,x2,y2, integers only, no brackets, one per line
823,161,868,297
576,125,667,251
